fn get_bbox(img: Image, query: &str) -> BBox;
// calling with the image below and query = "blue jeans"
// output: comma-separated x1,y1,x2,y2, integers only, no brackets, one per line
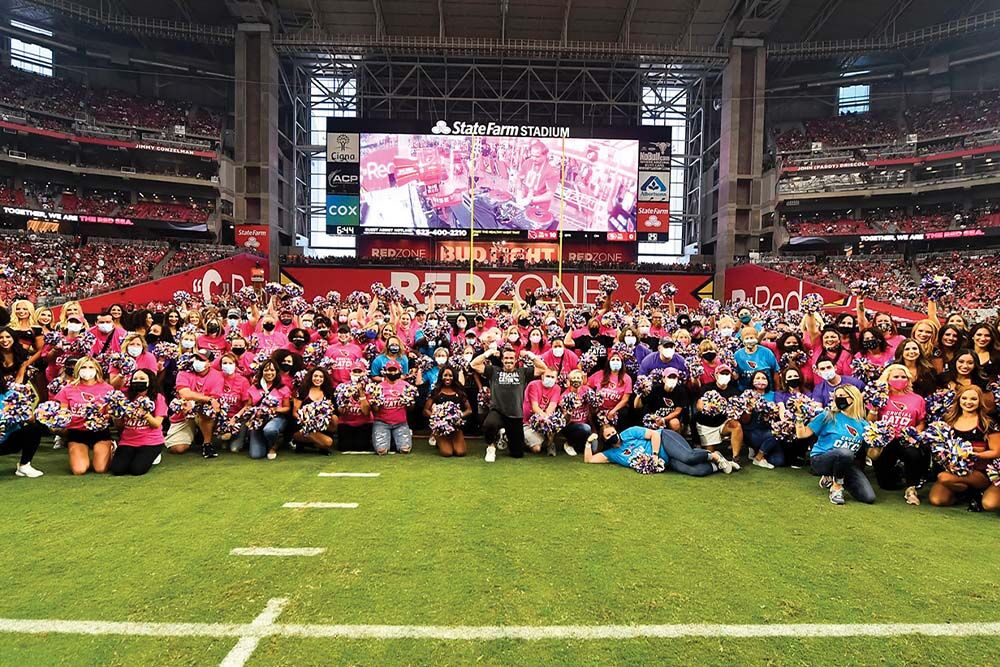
810,448,875,503
748,426,786,467
249,417,287,459
372,421,412,454
660,430,715,477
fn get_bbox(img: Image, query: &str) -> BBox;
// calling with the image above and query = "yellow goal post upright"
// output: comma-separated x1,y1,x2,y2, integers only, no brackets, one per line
465,136,570,308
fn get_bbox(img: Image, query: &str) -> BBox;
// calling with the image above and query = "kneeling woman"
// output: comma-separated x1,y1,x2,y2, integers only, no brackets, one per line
54,357,115,475
423,365,472,457
585,424,733,476
292,368,338,453
929,386,1000,513
110,370,167,476
795,385,874,506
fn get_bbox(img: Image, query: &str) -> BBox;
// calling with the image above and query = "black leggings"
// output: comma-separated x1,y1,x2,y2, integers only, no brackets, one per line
482,410,526,458
0,422,42,465
110,445,163,476
873,440,930,490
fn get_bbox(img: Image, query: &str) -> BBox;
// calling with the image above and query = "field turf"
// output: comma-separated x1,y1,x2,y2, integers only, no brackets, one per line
2,437,999,665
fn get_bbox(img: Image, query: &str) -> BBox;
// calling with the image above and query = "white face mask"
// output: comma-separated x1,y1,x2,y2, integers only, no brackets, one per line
818,368,837,381
552,347,565,358
744,338,758,348
665,379,678,389
78,368,97,382
181,339,195,350
462,354,473,363
529,335,541,344
716,373,731,386
661,348,675,360
542,377,556,388
719,327,734,337
127,346,143,358
609,360,622,372
507,333,519,343
435,356,448,366
221,363,236,375
97,322,114,334
350,373,364,383
624,336,637,346
638,326,650,336
192,360,207,373
67,322,83,333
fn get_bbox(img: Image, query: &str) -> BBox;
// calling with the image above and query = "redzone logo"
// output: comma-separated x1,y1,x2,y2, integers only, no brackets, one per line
370,248,430,259
567,252,628,263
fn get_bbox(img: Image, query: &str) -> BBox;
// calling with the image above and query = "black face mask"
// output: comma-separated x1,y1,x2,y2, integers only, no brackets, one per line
146,334,160,345
784,343,800,352
317,329,329,339
834,397,851,410
279,317,293,326
678,318,690,329
206,323,220,334
862,339,879,350
518,319,530,327
291,338,306,347
384,372,401,381
589,327,600,336
785,378,802,389
129,382,148,394
838,325,855,335
702,352,717,362
280,361,294,370
877,322,892,333
262,322,276,332
388,344,401,354
605,433,620,447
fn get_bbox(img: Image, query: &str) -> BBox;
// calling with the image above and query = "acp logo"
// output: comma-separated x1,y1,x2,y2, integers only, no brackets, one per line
431,120,452,135
327,162,360,193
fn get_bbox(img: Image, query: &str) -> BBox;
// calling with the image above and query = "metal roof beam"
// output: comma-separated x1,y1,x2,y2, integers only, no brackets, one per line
618,0,638,45
562,0,572,45
372,0,386,38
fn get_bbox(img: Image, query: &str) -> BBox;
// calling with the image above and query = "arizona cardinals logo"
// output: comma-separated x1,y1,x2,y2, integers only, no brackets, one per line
846,425,859,437
81,391,96,402
891,400,907,410
747,361,758,369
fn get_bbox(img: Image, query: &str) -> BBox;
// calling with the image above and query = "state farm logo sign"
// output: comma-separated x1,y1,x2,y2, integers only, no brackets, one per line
637,201,670,233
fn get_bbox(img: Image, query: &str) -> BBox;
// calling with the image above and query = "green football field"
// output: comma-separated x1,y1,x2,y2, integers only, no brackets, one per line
2,437,999,666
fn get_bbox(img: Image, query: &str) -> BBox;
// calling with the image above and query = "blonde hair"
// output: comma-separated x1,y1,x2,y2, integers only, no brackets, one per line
58,301,86,328
877,363,913,392
122,333,147,350
826,384,866,422
912,319,940,357
72,356,106,384
32,306,53,328
672,329,692,346
9,299,35,329
739,326,758,341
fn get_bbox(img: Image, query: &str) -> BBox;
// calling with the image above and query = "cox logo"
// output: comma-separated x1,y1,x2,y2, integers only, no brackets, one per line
326,194,360,226
431,120,452,135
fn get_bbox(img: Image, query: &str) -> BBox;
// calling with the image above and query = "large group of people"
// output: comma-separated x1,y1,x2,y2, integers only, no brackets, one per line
2,275,999,515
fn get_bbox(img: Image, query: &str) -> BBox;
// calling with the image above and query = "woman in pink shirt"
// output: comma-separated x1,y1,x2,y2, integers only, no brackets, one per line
109,369,167,476
54,357,115,475
217,353,252,452
587,352,633,425
523,327,549,357
235,360,291,460
869,364,927,506
539,338,580,384
120,333,158,376
854,327,894,369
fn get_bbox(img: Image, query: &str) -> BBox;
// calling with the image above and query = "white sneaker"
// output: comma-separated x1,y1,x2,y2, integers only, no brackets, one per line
484,445,497,463
713,454,733,475
266,451,277,460
586,433,599,454
52,435,63,450
563,443,578,457
752,458,775,470
730,460,742,471
496,428,508,450
747,447,757,459
15,462,44,478
152,454,162,465
428,436,437,448
819,476,834,490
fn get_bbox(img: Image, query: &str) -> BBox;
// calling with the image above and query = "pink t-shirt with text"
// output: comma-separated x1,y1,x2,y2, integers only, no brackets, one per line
119,395,169,447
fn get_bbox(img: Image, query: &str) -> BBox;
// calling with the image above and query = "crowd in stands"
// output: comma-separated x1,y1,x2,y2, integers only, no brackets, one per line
280,254,713,274
784,218,880,237
0,183,214,222
774,90,1000,153
161,244,239,275
0,66,222,138
782,207,995,237
123,200,212,224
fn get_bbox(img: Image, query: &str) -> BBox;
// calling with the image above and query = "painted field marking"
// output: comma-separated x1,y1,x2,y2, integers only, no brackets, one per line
229,547,326,557
1,618,1000,641
219,598,288,667
318,472,380,477
282,502,358,509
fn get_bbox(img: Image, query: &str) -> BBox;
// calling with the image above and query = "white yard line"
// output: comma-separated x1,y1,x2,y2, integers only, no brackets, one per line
229,547,326,557
318,472,380,477
1,618,999,641
219,598,289,667
282,502,358,509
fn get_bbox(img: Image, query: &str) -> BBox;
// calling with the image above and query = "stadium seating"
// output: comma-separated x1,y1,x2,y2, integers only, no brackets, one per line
123,200,212,223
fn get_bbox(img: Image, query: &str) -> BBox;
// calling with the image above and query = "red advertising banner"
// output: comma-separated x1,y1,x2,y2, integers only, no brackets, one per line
724,264,926,322
0,120,218,159
71,254,264,314
358,236,434,261
281,265,712,307
636,201,670,234
437,240,561,263
235,225,270,258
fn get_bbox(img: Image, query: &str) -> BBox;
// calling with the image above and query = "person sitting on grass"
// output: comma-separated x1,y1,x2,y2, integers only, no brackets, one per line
371,360,413,455
0,371,44,478
54,357,115,476
584,423,734,476
423,365,472,458
109,369,167,476
795,384,875,506
291,367,338,454
164,349,223,458
693,363,744,466
239,360,292,460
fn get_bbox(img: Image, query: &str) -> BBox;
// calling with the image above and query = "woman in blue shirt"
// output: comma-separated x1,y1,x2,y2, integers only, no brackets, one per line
734,327,779,391
743,370,785,469
584,424,734,476
795,384,874,506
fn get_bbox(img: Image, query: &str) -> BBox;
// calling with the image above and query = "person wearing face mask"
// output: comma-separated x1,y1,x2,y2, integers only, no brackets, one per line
216,352,252,452
619,327,652,365
197,319,228,354
371,336,410,380
804,327,853,390
89,312,125,357
0,368,45,478
523,327,549,357
109,370,168,476
742,370,786,469
119,333,157,374
585,423,733,476
638,338,688,377
695,340,722,387
54,357,116,475
565,314,599,355
285,328,310,354
424,365,473,457
633,366,689,434
867,365,928,505
810,358,865,407
522,368,567,456
796,384,874,506
164,350,224,458
854,327,893,369
715,316,738,341
588,353,633,428
471,347,549,462
501,326,524,354
371,360,415,455
272,309,296,336
451,315,470,345
539,338,579,378
270,350,302,390
636,318,657,350
256,316,289,354
763,367,812,467
560,369,595,454
225,310,243,335
892,338,937,397
312,316,333,344
694,364,744,465
324,326,364,387
335,360,374,451
733,327,778,391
